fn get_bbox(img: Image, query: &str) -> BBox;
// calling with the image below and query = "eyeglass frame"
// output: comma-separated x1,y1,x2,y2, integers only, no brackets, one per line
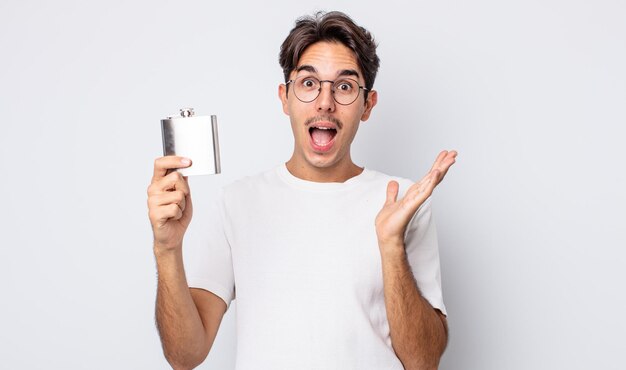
286,75,370,106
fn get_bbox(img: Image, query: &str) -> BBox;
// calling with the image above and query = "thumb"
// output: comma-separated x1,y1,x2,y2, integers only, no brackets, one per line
385,181,399,205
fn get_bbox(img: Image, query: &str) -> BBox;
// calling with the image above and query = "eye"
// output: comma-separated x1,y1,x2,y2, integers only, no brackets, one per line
298,77,318,89
335,80,355,92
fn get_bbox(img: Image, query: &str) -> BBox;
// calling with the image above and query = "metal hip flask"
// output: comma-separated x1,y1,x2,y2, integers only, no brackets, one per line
161,108,221,176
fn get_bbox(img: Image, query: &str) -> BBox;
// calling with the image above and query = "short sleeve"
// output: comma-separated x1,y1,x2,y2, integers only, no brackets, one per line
403,197,447,316
183,192,236,308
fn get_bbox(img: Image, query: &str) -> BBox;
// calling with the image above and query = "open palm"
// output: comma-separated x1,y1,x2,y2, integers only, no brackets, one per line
375,150,457,246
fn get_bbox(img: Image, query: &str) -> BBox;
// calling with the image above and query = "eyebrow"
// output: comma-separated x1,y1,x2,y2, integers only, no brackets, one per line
295,65,361,79
295,65,317,74
337,69,360,79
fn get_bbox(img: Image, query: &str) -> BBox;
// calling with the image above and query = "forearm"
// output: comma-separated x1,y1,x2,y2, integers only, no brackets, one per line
380,245,447,370
154,245,208,370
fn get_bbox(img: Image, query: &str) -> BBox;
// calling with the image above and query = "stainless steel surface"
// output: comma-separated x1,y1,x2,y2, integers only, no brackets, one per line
161,108,221,176
211,115,221,174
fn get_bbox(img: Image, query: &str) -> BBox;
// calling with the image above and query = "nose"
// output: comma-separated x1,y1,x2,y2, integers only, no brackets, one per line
315,81,336,113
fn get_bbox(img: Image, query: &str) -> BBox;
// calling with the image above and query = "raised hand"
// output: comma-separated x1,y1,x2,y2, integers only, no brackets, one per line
147,156,193,253
375,150,457,248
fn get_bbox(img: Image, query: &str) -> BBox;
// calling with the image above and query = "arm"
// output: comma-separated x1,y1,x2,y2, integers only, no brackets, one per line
154,247,227,370
148,156,227,369
375,150,457,370
379,244,448,370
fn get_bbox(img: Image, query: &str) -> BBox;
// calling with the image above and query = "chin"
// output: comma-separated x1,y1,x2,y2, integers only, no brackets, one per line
305,152,343,169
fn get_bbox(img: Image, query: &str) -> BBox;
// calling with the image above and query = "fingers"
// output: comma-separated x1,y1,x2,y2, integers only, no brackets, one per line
430,150,448,172
150,203,184,225
152,156,191,181
149,190,187,209
429,150,457,184
418,170,439,197
148,189,188,226
148,170,191,196
430,150,457,171
410,149,458,200
404,153,453,205
160,171,191,194
404,171,437,204
385,181,400,205
147,163,192,227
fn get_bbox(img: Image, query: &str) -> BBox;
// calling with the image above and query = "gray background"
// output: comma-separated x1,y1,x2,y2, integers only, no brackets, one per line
1,0,624,369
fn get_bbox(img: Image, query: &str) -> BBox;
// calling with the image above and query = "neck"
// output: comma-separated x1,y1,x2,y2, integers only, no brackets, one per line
285,157,363,183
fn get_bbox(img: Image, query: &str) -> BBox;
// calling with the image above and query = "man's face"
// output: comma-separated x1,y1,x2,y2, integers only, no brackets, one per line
279,41,377,174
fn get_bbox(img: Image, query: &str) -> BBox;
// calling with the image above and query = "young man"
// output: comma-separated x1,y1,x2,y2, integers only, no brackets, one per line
148,11,457,370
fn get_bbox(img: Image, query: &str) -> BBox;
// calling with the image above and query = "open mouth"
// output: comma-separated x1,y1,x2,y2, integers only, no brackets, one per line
309,126,337,148
309,126,337,152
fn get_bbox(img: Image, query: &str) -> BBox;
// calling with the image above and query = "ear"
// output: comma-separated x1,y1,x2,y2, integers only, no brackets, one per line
278,84,290,116
360,90,378,121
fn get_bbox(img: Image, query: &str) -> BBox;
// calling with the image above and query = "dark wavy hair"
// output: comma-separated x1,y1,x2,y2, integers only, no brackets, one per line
279,11,380,100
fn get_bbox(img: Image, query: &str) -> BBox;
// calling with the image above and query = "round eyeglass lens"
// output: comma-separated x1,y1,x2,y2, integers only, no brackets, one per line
332,78,359,105
293,77,320,103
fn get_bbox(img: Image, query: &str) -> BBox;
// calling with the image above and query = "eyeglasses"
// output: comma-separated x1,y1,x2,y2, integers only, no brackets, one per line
286,75,369,105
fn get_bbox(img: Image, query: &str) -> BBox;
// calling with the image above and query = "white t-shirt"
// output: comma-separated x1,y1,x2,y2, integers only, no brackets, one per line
185,164,446,370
